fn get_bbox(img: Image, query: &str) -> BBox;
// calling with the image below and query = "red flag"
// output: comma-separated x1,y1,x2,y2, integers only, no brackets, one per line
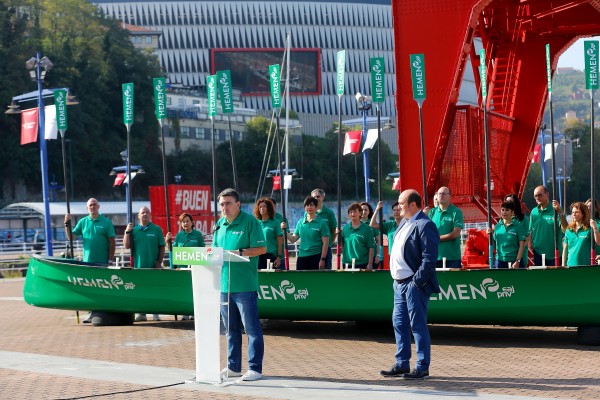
21,108,38,145
532,144,541,163
273,175,281,190
392,177,401,191
113,173,126,186
343,131,362,155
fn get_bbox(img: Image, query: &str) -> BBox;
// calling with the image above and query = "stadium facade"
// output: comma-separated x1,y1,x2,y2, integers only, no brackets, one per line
91,0,401,151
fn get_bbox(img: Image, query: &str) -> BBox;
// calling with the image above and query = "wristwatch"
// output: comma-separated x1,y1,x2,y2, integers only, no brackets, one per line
239,248,244,256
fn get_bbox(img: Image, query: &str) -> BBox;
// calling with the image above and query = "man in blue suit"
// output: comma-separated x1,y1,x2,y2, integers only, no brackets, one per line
380,189,440,380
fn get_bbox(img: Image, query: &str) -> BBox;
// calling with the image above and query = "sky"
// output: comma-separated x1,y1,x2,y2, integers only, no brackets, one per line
557,36,600,71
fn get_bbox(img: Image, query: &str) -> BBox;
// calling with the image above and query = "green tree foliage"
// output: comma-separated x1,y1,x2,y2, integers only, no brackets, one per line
0,0,163,206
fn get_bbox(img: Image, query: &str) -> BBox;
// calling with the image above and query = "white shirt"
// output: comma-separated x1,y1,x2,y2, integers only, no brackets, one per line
390,212,420,280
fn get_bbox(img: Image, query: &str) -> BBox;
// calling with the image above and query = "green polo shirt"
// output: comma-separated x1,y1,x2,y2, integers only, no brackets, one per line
493,219,526,262
131,222,165,268
258,218,283,256
274,212,283,224
529,204,562,257
428,204,464,261
380,220,399,255
213,211,265,293
341,222,375,265
170,229,205,269
316,205,337,248
564,227,592,267
72,214,116,264
294,216,330,257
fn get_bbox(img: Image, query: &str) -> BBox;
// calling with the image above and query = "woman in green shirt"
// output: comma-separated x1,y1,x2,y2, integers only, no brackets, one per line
253,197,283,269
563,202,600,267
360,202,380,269
165,212,206,320
504,193,529,268
490,201,526,269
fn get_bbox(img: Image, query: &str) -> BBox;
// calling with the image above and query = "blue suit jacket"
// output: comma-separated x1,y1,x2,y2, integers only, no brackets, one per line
395,210,441,295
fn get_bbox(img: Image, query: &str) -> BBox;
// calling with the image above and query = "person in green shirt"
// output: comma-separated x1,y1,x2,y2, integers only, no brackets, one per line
311,188,337,269
213,188,266,382
253,197,283,269
124,206,165,322
64,198,116,324
529,186,568,266
371,201,402,259
284,196,330,270
360,202,381,269
504,194,529,268
165,212,206,321
562,202,600,267
427,187,464,269
585,198,600,259
340,203,375,269
489,201,526,269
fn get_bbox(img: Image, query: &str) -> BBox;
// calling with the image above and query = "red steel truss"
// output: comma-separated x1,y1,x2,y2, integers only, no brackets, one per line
391,0,600,221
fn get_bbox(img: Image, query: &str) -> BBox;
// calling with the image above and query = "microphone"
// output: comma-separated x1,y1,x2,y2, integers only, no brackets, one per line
212,224,220,234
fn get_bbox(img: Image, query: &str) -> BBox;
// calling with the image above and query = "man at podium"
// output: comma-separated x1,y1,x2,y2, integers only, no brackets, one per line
213,188,267,381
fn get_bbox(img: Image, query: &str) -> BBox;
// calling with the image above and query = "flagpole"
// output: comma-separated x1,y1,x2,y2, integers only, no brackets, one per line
546,44,560,263
211,116,218,225
479,50,493,268
228,116,239,192
584,41,599,265
376,105,384,268
336,50,346,271
153,77,171,253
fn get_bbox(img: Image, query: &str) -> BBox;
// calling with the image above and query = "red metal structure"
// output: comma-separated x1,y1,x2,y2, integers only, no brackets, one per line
392,0,600,221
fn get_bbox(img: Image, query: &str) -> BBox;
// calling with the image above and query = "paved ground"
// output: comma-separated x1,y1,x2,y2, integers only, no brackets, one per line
1,277,599,400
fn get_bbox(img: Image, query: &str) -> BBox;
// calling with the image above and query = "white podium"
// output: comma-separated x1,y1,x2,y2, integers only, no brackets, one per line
172,246,249,384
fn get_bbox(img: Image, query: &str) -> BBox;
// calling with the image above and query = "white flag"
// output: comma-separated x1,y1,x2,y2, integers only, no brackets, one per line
363,128,379,151
283,174,292,189
44,105,58,140
123,172,137,184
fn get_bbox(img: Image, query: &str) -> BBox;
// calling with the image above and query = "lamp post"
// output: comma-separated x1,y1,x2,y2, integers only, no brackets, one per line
355,92,372,202
27,54,54,255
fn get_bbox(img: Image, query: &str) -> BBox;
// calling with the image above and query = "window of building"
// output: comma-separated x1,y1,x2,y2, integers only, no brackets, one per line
181,126,190,138
136,37,142,44
146,36,152,44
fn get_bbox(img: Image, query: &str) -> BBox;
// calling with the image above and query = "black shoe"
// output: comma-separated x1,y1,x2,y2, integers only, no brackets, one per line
403,369,429,380
82,317,92,323
380,365,410,377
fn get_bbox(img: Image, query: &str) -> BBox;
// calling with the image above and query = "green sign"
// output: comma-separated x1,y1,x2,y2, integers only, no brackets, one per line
206,74,217,117
336,50,346,96
409,54,426,101
122,83,134,126
585,40,599,90
269,64,282,109
479,49,487,99
172,247,224,266
216,70,234,114
54,89,68,132
545,44,552,93
370,57,385,103
153,77,167,121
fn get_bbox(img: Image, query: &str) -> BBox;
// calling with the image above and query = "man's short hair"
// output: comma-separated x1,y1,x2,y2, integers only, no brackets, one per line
269,197,277,205
218,188,239,202
311,188,325,197
392,201,399,209
407,191,422,208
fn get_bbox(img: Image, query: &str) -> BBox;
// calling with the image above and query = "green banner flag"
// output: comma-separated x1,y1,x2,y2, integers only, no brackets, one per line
206,74,217,117
409,54,426,101
269,64,282,109
54,89,68,132
545,44,552,93
153,77,167,121
336,50,346,96
370,57,385,103
172,247,224,266
585,40,599,90
217,70,234,114
122,83,134,126
479,49,487,99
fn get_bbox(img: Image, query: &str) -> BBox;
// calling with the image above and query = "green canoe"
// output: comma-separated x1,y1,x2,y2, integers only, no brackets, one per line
23,254,600,328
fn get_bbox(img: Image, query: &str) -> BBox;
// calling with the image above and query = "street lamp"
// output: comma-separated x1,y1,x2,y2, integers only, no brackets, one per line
355,92,372,202
18,54,54,255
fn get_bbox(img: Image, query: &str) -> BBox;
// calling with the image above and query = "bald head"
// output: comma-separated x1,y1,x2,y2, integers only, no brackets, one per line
398,189,422,219
86,198,100,218
137,206,151,226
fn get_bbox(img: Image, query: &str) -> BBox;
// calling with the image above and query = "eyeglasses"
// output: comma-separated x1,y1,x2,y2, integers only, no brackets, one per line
313,195,322,198
437,192,450,196
534,193,545,198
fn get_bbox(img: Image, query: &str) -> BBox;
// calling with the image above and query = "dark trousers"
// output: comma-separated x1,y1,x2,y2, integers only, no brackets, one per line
297,253,321,270
533,250,556,266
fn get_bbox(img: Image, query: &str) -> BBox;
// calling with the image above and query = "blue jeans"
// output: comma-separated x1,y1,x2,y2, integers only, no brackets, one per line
220,291,264,374
392,280,431,371
325,247,333,270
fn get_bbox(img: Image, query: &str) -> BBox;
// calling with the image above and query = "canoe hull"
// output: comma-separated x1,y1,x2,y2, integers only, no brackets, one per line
23,255,600,327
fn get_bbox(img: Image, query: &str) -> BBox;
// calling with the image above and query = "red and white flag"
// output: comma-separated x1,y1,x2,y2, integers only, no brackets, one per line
113,173,126,186
21,108,38,145
343,131,362,155
44,105,58,140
